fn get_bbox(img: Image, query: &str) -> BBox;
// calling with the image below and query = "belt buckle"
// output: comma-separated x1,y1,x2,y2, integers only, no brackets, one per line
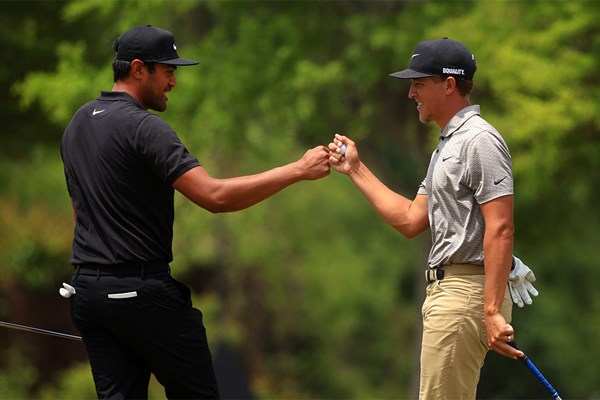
425,268,444,283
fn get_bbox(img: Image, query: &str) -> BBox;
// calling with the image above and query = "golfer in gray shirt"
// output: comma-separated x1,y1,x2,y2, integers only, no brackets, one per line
328,38,537,399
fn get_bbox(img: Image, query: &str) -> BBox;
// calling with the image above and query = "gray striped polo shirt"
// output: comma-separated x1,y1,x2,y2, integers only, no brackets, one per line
417,105,513,268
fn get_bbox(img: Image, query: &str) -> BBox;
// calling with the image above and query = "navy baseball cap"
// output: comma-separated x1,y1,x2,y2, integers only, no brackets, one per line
113,25,198,66
390,38,476,80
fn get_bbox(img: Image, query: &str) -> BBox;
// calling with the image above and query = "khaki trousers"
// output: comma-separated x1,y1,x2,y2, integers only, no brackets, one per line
419,265,512,400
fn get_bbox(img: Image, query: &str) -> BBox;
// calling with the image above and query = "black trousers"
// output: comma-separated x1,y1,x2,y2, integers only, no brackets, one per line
70,264,220,399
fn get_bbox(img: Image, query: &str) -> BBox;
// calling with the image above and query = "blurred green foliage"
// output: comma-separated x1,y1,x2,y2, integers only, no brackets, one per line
1,0,599,399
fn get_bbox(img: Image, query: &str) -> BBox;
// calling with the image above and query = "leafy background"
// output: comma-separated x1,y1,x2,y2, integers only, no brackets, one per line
1,1,599,399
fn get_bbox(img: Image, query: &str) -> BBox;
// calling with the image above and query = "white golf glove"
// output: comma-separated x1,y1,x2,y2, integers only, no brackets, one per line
509,256,539,307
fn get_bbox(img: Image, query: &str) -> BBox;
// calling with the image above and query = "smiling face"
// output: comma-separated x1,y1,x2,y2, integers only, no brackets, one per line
139,63,177,112
406,75,472,130
407,76,448,126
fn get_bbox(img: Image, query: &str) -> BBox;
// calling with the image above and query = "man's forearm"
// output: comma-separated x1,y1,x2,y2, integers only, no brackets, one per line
348,161,428,238
483,229,513,315
210,162,307,211
480,195,514,314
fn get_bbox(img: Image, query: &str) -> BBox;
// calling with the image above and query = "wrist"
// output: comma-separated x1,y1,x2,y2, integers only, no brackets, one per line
484,300,503,316
484,305,502,316
347,161,366,179
282,161,305,184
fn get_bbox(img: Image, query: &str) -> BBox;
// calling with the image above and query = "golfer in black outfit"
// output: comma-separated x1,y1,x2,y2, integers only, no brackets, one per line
61,25,330,399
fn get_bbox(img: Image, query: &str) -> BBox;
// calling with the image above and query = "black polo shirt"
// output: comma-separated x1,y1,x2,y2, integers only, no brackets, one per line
61,91,200,265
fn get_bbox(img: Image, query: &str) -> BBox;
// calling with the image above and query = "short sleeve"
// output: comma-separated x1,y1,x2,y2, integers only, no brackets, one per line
464,130,513,204
134,115,200,185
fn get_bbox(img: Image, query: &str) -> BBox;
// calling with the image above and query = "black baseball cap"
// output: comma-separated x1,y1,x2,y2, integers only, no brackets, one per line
390,38,476,80
113,25,198,66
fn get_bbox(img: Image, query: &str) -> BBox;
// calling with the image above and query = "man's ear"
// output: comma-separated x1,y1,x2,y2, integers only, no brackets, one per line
444,76,458,94
130,59,145,79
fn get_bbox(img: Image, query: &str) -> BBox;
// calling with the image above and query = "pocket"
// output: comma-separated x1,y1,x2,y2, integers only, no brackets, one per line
106,288,144,310
103,276,188,312
438,276,479,298
107,291,138,299
170,277,192,307
139,277,189,312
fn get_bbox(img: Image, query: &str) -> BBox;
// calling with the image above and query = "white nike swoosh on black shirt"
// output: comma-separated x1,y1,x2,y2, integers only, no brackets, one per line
92,109,106,116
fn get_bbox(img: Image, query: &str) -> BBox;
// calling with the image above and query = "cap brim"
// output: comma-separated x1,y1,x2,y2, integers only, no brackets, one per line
159,57,199,66
389,69,434,79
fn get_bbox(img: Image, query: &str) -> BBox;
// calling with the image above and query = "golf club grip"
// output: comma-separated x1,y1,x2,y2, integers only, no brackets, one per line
509,342,562,400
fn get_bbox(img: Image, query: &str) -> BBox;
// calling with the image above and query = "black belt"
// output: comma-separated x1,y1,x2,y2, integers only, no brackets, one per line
425,268,445,283
74,261,170,277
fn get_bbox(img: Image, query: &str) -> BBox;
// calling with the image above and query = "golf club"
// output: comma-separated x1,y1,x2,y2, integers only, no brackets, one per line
0,320,82,341
509,342,562,400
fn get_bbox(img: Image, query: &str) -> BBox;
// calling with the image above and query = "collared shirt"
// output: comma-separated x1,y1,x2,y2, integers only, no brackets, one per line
417,105,513,268
61,91,200,265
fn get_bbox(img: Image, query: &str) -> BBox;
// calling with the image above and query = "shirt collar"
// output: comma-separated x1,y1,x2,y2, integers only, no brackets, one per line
98,91,144,109
440,105,480,140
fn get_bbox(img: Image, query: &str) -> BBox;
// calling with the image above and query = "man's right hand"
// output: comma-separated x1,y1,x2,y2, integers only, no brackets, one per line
328,134,358,175
296,145,331,180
